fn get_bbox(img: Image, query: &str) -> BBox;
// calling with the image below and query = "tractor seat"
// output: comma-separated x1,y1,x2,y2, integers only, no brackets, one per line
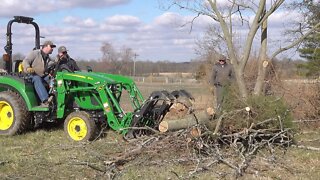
13,60,23,73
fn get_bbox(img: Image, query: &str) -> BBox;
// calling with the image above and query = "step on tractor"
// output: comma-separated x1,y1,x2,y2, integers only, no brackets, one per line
0,16,194,141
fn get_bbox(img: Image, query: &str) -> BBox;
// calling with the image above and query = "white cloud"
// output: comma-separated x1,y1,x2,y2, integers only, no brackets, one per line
64,16,97,28
104,15,141,26
1,0,308,62
0,0,131,17
268,10,302,27
62,0,130,8
154,12,182,27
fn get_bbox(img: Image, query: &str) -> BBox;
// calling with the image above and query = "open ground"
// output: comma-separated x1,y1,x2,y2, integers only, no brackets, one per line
0,82,319,179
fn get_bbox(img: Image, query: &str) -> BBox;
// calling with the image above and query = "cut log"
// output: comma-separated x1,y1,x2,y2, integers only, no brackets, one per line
159,109,214,132
206,107,215,116
190,127,202,138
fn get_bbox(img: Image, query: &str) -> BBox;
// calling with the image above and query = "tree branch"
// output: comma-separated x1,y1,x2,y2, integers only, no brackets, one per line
270,22,320,60
258,0,285,26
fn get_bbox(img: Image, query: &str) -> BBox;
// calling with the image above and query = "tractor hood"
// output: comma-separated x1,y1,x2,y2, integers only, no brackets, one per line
56,71,135,86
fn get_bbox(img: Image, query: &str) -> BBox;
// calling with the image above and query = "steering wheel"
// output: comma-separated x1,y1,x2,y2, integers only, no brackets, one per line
59,64,74,73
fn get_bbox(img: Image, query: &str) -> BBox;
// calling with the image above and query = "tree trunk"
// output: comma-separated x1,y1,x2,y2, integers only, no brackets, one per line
254,7,268,96
159,109,214,132
234,68,248,99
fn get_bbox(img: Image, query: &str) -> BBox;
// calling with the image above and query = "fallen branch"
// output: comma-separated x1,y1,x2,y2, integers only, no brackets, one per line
298,138,320,143
189,159,219,176
0,161,9,166
72,161,106,173
107,136,160,167
119,126,160,134
292,119,320,123
291,144,320,151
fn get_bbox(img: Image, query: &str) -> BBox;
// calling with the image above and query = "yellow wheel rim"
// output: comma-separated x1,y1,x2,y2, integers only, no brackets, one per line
0,101,14,130
67,117,88,141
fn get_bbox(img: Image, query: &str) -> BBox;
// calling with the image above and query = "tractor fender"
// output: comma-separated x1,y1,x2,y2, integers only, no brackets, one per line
0,76,38,110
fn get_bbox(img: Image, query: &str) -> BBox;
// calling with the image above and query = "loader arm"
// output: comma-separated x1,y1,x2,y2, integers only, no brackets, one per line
54,71,194,137
54,71,144,132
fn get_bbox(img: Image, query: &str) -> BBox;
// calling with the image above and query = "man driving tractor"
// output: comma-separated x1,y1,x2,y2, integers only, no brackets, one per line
22,40,56,107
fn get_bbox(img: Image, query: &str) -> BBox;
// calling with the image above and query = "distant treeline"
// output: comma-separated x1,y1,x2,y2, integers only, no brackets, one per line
1,54,308,80
76,60,202,76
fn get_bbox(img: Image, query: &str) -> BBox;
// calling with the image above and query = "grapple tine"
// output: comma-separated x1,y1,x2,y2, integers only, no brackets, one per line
170,90,194,109
149,91,171,101
126,90,174,138
126,89,195,139
161,90,175,101
178,89,195,101
171,89,194,101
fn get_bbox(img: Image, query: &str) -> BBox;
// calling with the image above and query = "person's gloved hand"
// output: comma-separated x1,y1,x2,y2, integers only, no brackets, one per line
26,67,35,73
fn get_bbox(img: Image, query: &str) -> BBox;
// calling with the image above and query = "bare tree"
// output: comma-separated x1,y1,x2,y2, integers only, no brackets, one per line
119,46,135,75
164,0,320,99
100,42,118,62
255,0,320,95
253,6,268,95
100,42,137,75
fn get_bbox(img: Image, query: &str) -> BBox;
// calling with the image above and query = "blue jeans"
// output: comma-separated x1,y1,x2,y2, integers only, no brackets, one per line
31,75,49,103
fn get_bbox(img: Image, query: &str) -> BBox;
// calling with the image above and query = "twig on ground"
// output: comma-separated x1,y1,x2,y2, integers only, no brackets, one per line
291,144,320,151
0,161,9,166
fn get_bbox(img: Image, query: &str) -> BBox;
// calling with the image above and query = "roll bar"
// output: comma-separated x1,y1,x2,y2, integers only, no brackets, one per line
3,16,40,73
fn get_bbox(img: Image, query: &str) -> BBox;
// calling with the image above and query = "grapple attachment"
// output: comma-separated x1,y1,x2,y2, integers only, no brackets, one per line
125,89,194,138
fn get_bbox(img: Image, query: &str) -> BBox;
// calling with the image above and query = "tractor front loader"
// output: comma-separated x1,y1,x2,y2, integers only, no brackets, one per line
0,16,194,141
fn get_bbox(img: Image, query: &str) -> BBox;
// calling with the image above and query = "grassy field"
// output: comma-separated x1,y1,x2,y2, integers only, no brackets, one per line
0,82,319,179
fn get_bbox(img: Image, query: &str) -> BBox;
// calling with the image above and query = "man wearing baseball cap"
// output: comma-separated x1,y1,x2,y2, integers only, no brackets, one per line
54,46,80,73
210,55,234,112
22,40,56,107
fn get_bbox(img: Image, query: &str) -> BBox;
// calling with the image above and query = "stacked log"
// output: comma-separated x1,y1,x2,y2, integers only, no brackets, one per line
159,107,215,132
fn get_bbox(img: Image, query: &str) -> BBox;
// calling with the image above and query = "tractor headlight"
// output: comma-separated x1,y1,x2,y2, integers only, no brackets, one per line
103,102,110,112
57,80,63,87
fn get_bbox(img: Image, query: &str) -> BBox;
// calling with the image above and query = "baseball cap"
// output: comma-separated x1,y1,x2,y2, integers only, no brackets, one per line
58,46,68,53
218,55,226,61
42,40,56,48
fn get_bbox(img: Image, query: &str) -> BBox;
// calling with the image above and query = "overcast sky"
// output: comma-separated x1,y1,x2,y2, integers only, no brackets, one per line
0,0,309,62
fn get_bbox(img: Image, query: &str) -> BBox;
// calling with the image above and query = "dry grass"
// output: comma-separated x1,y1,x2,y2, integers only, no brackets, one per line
274,81,320,130
0,128,318,179
0,82,319,179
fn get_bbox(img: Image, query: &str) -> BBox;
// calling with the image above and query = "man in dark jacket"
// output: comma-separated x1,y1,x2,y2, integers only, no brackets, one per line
211,56,234,111
55,46,80,72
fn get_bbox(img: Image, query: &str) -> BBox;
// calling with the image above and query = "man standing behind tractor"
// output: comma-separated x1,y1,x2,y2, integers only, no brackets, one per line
22,40,56,107
55,46,80,72
211,56,234,112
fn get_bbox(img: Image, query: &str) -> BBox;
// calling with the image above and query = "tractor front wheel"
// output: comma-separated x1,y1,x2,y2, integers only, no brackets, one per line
64,111,97,141
0,91,31,135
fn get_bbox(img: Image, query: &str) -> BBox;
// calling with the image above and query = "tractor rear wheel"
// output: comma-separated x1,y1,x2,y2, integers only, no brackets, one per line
64,111,97,141
0,91,31,135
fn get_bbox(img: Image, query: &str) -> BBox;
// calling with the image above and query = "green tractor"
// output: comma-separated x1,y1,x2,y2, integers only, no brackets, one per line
0,16,193,141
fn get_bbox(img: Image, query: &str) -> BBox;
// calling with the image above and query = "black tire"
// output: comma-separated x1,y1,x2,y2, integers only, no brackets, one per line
0,91,31,135
64,111,97,142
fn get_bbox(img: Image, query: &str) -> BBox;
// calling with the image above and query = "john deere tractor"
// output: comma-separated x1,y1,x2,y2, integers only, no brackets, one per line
0,16,193,141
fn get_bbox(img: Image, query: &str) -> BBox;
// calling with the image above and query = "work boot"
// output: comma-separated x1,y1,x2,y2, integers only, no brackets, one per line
38,95,54,108
39,100,49,108
39,102,49,107
47,95,54,103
